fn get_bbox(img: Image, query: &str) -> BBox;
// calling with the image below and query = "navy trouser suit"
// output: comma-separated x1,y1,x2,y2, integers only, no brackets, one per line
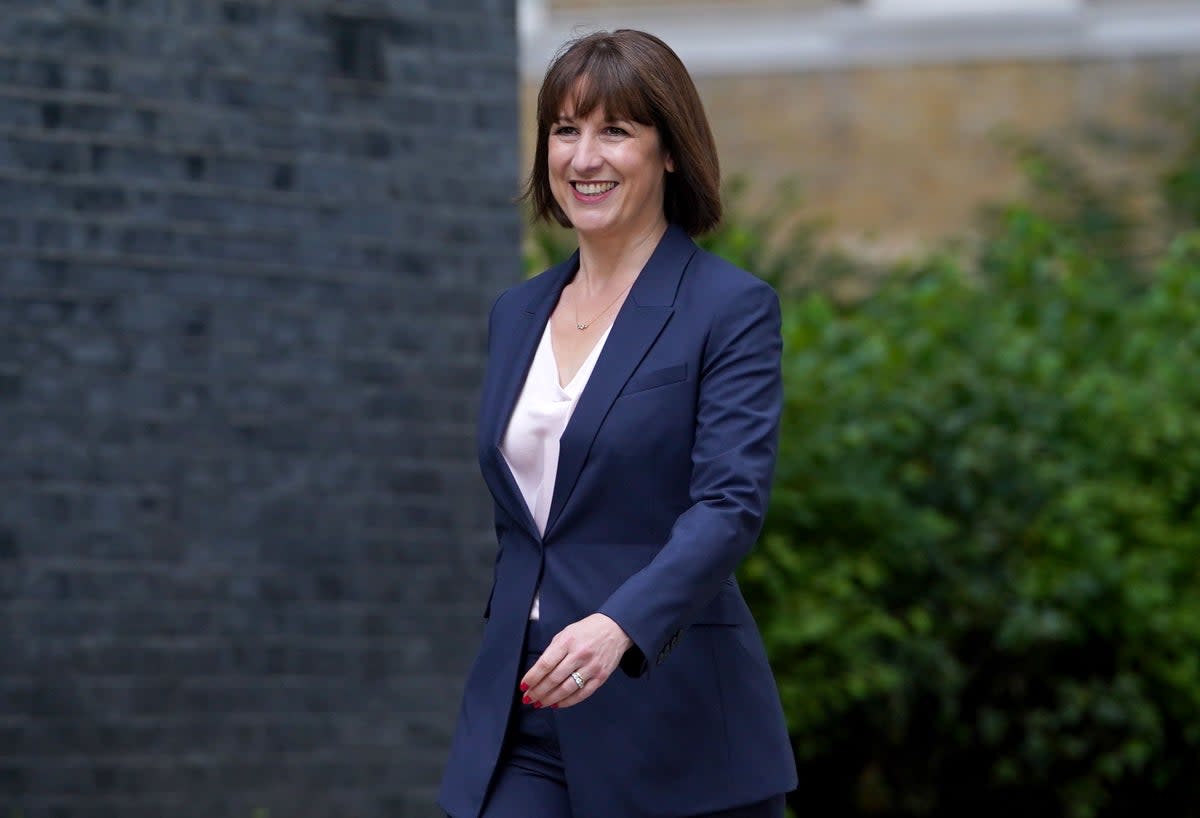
439,225,798,818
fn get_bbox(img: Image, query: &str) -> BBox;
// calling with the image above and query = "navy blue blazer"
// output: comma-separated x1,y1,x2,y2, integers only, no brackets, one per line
439,224,797,818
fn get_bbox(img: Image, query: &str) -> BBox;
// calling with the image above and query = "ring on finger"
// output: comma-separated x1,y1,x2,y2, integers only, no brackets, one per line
570,670,586,690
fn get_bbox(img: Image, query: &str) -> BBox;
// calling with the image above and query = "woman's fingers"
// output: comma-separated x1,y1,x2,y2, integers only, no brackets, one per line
518,641,568,702
531,662,606,710
551,678,590,709
548,666,603,709
523,643,596,707
517,613,632,709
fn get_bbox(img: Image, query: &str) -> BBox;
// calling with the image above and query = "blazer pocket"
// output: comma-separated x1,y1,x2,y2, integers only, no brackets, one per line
621,363,688,396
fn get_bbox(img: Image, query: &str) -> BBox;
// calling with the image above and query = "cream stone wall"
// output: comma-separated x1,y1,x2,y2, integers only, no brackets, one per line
520,54,1200,256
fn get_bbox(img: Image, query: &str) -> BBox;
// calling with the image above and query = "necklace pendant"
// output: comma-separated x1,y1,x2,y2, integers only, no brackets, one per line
576,322,588,330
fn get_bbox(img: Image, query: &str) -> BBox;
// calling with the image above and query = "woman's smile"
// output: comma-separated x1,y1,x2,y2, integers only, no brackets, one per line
570,181,619,202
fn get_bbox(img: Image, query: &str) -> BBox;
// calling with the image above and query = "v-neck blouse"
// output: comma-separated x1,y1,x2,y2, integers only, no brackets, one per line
500,318,613,619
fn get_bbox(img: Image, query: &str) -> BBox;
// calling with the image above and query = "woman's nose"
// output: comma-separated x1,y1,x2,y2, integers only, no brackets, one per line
571,135,602,173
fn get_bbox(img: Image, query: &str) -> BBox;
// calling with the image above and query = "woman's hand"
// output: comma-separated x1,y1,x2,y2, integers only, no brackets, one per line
519,613,633,710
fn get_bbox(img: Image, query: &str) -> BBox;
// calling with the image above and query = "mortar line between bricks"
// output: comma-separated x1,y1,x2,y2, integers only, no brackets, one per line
117,673,456,688
0,206,482,253
6,438,474,459
4,404,474,433
2,8,511,62
0,753,412,762
0,18,335,70
0,759,400,778
0,81,487,136
0,599,439,614
0,475,167,490
2,633,460,649
0,166,514,224
0,626,463,642
0,72,498,131
2,630,439,651
0,284,121,301
6,345,481,370
0,1,519,29
0,165,346,209
0,750,409,765
107,629,438,642
0,797,315,812
0,246,388,283
0,674,455,691
0,123,426,170
0,603,369,617
0,362,444,390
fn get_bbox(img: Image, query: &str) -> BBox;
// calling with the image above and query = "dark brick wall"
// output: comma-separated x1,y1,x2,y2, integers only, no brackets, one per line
0,1,518,816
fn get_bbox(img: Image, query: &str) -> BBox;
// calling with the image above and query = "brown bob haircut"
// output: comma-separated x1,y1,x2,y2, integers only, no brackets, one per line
522,29,722,237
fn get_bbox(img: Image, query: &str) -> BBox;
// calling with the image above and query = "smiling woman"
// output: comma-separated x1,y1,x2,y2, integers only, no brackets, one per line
524,31,721,237
547,110,673,242
440,29,797,818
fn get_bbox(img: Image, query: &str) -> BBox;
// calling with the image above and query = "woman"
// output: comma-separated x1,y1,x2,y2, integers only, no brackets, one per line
439,29,797,818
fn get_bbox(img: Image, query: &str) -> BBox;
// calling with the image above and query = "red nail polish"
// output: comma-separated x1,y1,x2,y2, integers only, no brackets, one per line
522,695,531,704
533,701,542,709
551,704,559,710
520,682,529,692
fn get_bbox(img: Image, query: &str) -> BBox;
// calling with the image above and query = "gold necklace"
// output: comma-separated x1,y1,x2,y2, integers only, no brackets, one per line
574,278,634,331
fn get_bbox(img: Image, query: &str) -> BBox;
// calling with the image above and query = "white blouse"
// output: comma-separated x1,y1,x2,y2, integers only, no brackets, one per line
501,317,612,620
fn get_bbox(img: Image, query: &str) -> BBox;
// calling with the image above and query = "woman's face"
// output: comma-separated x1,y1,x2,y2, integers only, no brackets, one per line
547,99,674,242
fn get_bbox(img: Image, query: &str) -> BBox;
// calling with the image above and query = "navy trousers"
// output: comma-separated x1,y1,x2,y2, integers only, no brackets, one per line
476,620,787,818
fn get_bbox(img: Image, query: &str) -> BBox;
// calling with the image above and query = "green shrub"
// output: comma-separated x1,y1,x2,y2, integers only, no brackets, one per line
1164,86,1200,231
742,219,1200,817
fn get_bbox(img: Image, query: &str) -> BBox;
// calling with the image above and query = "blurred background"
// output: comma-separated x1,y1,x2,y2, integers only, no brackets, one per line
2,1,1199,817
521,0,1200,260
520,6,1200,815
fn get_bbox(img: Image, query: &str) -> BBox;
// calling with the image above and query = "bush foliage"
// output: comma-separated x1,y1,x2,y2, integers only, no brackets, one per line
739,121,1200,816
745,226,1200,817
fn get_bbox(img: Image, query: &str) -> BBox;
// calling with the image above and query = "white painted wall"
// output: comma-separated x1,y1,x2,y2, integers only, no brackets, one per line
520,1,1200,78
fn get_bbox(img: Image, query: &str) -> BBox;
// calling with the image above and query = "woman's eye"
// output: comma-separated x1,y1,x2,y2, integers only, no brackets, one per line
603,126,629,136
552,126,578,136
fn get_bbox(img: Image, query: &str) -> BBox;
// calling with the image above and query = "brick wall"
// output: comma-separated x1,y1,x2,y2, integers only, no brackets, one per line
0,2,518,817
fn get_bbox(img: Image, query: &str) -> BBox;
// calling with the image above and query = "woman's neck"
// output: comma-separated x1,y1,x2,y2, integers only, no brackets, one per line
574,219,668,295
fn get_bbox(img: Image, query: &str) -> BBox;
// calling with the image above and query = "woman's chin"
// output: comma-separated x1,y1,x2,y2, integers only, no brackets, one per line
570,217,619,239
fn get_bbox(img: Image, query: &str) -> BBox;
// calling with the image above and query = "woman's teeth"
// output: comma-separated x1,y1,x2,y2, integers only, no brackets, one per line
574,182,617,195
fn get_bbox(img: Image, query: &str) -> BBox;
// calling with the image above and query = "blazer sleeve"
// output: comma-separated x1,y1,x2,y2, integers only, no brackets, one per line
598,278,783,677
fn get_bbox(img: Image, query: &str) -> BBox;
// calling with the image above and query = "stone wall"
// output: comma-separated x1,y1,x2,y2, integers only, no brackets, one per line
692,56,1200,256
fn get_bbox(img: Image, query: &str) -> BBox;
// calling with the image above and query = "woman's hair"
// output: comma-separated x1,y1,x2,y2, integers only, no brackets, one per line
522,29,722,236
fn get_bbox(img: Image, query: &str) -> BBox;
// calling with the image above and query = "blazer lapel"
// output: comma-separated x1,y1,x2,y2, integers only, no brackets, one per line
481,252,577,542
543,225,698,539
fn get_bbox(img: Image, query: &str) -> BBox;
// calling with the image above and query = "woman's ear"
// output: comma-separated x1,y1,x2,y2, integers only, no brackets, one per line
665,153,675,173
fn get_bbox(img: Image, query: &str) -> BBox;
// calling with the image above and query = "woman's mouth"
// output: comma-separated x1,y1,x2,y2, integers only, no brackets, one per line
571,181,618,202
